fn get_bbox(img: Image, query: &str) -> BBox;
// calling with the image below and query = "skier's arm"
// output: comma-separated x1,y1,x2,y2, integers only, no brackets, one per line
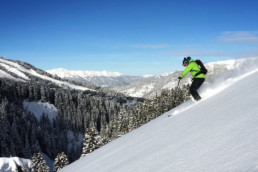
179,64,192,79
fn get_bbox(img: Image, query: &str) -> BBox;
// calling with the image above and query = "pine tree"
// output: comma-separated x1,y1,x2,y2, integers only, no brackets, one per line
31,152,49,172
24,134,32,158
0,101,11,156
30,125,41,154
81,128,102,157
10,117,22,156
54,152,69,171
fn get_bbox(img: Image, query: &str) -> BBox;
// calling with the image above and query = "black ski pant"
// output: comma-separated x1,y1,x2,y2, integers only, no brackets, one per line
190,78,205,101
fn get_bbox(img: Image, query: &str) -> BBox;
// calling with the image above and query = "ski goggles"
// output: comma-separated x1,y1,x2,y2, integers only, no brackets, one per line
183,61,188,66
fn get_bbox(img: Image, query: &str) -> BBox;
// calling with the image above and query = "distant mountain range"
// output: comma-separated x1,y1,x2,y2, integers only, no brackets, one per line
47,60,237,99
47,68,155,88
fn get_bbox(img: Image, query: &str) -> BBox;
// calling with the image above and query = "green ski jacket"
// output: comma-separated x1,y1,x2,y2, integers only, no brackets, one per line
180,59,205,79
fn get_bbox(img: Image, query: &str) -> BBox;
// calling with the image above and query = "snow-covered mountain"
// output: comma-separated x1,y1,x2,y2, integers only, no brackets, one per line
113,59,241,99
60,59,258,172
47,68,150,88
0,57,96,91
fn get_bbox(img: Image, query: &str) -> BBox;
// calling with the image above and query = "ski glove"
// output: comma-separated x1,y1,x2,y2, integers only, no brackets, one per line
178,76,182,80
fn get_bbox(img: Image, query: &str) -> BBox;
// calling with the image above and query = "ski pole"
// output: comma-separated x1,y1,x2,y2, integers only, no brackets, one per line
173,79,181,107
177,79,181,88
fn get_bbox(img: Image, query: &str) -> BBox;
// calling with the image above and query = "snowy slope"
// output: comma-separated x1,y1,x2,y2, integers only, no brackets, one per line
0,57,93,91
23,100,58,124
60,66,258,171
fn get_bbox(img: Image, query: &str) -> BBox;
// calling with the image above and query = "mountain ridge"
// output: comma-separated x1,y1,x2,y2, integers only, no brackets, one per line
47,68,152,88
0,57,97,91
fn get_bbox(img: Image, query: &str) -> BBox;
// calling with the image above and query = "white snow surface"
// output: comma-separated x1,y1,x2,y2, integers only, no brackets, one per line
205,59,235,70
0,157,31,172
60,63,258,171
23,100,58,124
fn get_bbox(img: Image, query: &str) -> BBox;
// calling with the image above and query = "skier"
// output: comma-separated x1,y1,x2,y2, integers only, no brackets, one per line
178,57,205,101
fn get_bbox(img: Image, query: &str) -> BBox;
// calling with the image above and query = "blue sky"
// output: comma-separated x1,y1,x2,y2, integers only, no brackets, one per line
1,0,258,76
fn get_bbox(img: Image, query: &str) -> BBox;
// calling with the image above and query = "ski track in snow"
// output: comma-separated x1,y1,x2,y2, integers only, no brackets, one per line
0,69,26,82
0,63,30,80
